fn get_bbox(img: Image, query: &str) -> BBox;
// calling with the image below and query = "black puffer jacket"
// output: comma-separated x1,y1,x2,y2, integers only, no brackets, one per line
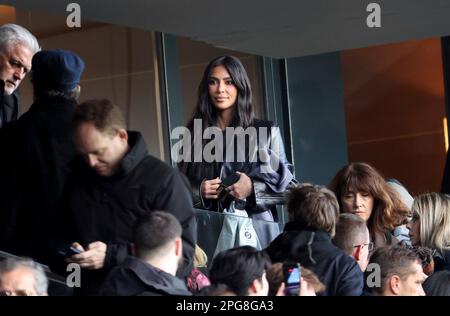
265,222,364,296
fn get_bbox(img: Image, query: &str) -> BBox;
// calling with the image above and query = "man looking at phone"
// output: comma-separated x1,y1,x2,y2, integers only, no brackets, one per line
60,99,196,295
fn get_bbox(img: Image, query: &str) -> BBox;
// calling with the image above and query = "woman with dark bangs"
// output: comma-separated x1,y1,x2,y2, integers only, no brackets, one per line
178,56,293,222
328,162,410,249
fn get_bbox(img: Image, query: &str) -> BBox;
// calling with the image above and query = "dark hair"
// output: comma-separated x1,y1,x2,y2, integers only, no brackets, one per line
196,283,236,296
209,246,271,296
187,55,254,130
286,184,340,236
179,56,255,181
329,162,410,236
368,245,420,295
133,211,182,260
423,270,450,296
265,262,284,296
410,246,435,268
72,99,126,136
333,213,369,255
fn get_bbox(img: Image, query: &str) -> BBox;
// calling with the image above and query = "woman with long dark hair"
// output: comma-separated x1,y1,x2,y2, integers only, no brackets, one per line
178,56,293,222
328,162,410,249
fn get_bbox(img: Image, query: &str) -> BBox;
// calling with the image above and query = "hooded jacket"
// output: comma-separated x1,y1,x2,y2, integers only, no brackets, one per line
265,222,364,296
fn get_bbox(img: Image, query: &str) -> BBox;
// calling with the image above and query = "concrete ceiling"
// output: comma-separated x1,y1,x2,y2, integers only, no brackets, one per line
5,0,450,58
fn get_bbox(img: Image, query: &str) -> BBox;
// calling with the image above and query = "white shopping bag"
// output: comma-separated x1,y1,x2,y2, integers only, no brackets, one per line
213,202,261,258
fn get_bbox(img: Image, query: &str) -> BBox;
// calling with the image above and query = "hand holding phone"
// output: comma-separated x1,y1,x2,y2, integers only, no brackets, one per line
221,173,241,189
217,173,241,199
283,262,301,296
57,244,82,257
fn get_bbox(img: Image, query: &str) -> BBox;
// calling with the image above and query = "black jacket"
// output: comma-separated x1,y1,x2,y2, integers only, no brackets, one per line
265,222,364,296
434,249,450,272
0,82,19,128
179,119,294,220
99,256,192,296
0,95,77,258
59,131,196,295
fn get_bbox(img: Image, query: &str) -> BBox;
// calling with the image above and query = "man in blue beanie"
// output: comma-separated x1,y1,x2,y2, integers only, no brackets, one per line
0,49,85,269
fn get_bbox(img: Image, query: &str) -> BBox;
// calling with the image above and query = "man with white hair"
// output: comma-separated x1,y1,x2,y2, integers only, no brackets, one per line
0,23,40,127
0,257,48,296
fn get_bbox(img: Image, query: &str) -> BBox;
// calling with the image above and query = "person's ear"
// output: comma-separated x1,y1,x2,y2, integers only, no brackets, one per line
118,129,128,143
389,275,401,295
353,245,362,261
275,282,286,296
248,278,261,296
174,237,182,257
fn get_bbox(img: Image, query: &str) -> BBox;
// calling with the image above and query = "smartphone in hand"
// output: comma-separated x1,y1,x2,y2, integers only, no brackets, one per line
221,173,240,188
217,173,241,199
57,244,82,257
283,262,301,296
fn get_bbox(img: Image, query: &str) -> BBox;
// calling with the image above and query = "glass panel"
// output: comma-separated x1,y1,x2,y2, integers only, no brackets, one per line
15,10,163,158
195,209,283,264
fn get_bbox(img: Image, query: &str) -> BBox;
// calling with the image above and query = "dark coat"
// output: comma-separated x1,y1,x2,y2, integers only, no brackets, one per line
59,131,196,295
265,222,364,296
99,256,192,296
0,86,19,128
0,95,77,259
179,119,294,221
434,249,450,272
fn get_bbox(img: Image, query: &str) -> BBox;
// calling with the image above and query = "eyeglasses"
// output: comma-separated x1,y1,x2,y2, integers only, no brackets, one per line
354,242,374,252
